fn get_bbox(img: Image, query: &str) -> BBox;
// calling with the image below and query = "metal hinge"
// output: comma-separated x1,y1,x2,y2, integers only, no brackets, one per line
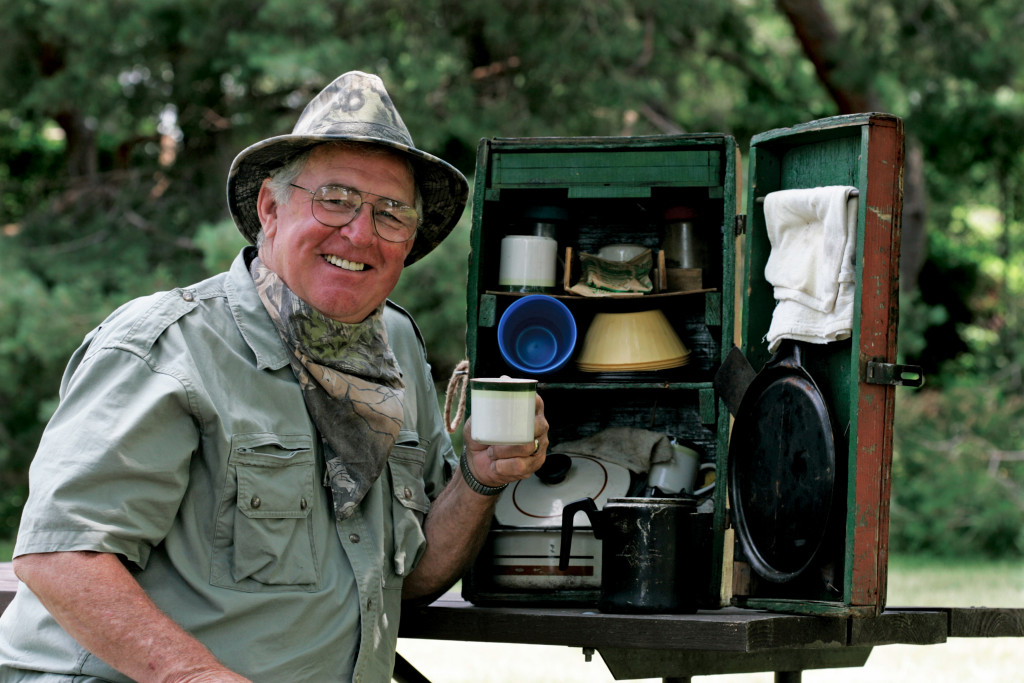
865,362,924,387
734,214,747,236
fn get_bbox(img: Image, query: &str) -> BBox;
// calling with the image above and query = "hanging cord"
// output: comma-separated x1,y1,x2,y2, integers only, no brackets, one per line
443,359,470,434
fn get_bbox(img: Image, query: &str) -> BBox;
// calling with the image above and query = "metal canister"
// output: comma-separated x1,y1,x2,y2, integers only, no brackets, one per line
661,206,703,269
560,496,700,614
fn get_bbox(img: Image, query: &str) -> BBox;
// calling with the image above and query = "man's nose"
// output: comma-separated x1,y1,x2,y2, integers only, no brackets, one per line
341,202,378,247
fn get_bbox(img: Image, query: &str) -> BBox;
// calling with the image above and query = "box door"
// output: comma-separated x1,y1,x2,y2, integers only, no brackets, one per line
729,113,905,616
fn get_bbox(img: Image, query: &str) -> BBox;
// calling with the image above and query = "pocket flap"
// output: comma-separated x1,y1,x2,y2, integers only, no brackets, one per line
389,444,430,514
231,433,315,519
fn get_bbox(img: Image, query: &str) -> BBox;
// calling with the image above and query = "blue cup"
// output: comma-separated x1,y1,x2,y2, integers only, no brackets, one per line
497,295,577,375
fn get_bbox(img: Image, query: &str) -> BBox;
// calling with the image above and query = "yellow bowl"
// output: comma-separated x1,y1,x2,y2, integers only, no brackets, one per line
576,310,689,368
577,355,690,373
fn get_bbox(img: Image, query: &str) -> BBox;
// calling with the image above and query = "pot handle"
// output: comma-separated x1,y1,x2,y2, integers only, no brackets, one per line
559,497,600,571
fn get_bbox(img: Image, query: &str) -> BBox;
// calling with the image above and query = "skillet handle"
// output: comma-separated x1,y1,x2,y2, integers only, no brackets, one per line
713,346,757,417
772,338,803,369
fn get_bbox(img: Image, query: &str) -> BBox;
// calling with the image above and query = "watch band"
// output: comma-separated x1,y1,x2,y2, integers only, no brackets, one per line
460,450,508,496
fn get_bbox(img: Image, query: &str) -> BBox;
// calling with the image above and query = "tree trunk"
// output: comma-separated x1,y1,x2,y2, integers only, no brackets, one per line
54,110,99,180
900,141,928,291
776,0,928,290
38,39,98,181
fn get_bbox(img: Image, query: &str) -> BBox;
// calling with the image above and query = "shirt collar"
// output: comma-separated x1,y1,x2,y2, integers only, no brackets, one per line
224,247,292,371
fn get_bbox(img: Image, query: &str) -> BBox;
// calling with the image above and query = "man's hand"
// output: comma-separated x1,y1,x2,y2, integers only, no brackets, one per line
401,393,549,599
13,552,251,683
461,393,549,489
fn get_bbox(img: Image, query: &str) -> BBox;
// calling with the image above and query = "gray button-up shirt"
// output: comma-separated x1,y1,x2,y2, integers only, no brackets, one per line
0,249,455,682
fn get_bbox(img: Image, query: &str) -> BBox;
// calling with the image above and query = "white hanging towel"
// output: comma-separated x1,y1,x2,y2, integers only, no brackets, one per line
763,186,859,353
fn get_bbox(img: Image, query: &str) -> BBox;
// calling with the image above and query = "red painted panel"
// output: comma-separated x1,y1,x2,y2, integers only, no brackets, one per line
851,116,904,609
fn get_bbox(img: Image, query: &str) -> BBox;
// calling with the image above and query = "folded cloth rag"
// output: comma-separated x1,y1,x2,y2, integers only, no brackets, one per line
763,186,859,353
552,426,674,474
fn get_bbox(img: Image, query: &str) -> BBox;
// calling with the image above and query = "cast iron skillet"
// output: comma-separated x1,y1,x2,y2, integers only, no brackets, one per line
727,339,837,584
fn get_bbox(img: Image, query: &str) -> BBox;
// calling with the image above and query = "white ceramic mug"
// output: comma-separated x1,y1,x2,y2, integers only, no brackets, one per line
499,235,558,292
647,439,716,495
470,377,537,445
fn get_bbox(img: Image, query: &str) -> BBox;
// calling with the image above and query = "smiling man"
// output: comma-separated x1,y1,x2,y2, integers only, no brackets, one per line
0,72,548,683
257,143,417,323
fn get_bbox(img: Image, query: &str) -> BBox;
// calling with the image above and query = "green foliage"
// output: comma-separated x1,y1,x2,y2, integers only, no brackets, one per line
902,200,1024,385
1,0,1024,551
0,537,12,562
0,243,124,538
892,384,1024,558
390,214,472,384
193,219,250,275
898,230,980,379
844,0,1024,376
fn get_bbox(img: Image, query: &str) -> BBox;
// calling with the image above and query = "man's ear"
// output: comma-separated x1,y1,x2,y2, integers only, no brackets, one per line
256,179,279,238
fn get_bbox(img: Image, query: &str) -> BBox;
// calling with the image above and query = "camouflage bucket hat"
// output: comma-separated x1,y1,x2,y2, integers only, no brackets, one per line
227,71,469,266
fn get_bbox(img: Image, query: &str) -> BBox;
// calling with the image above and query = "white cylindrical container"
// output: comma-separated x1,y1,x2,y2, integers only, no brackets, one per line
498,235,558,292
470,377,537,445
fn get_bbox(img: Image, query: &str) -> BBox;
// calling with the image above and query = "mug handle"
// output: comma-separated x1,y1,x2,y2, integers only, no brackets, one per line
693,462,716,497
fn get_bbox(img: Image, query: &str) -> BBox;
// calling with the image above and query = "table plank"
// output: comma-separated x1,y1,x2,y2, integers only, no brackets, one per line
848,609,947,646
598,645,873,679
888,610,1024,643
889,606,1024,638
399,596,849,652
949,608,1024,638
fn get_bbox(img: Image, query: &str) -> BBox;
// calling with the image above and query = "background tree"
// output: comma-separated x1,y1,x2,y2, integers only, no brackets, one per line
2,0,1024,555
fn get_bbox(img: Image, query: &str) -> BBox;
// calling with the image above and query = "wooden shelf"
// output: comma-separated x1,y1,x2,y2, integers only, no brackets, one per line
484,288,717,301
538,380,713,391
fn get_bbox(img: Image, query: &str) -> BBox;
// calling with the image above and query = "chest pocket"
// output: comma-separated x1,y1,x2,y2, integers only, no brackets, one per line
388,434,431,579
211,432,320,592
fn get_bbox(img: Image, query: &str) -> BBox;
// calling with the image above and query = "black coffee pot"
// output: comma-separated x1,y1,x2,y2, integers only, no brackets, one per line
559,495,699,614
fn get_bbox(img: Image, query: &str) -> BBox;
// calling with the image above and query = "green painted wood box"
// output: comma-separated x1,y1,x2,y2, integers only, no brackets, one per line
461,113,908,617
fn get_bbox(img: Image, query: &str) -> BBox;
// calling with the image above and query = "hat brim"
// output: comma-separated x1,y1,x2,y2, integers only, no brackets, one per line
227,133,468,266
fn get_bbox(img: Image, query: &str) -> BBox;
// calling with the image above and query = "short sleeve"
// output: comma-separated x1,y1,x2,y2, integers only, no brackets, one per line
14,345,199,569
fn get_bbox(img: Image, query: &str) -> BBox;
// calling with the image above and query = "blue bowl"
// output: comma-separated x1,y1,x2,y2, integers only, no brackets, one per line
497,295,577,375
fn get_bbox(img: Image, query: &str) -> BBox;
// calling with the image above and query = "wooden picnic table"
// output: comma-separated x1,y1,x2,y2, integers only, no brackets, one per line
2,562,1022,682
395,593,1024,682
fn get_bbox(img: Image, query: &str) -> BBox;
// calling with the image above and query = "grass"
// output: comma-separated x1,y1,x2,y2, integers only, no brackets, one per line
2,544,1020,681
887,554,1024,608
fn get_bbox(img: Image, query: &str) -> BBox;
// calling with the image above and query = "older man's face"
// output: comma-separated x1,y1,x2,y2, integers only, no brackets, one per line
257,145,416,322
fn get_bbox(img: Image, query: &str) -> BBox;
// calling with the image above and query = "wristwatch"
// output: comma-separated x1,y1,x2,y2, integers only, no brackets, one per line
460,450,508,496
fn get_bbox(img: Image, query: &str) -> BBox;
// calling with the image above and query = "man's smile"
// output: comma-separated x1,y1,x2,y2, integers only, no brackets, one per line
323,254,367,271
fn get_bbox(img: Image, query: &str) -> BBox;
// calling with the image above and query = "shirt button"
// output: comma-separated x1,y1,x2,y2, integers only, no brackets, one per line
181,290,194,302
403,487,413,500
250,495,261,509
300,497,308,510
349,533,360,543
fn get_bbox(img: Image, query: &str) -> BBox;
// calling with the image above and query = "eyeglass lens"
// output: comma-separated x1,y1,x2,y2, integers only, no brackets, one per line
310,185,418,243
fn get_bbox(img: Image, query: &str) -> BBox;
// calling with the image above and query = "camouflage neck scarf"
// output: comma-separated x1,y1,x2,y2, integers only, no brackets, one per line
250,257,405,520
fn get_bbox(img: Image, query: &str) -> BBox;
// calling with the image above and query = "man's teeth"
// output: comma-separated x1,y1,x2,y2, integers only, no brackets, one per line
324,254,365,271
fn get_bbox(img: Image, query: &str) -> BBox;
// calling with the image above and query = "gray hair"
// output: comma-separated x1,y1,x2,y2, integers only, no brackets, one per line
258,141,423,245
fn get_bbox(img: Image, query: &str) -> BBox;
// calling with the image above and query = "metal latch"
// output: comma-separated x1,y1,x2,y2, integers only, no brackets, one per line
865,362,924,387
734,214,747,236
